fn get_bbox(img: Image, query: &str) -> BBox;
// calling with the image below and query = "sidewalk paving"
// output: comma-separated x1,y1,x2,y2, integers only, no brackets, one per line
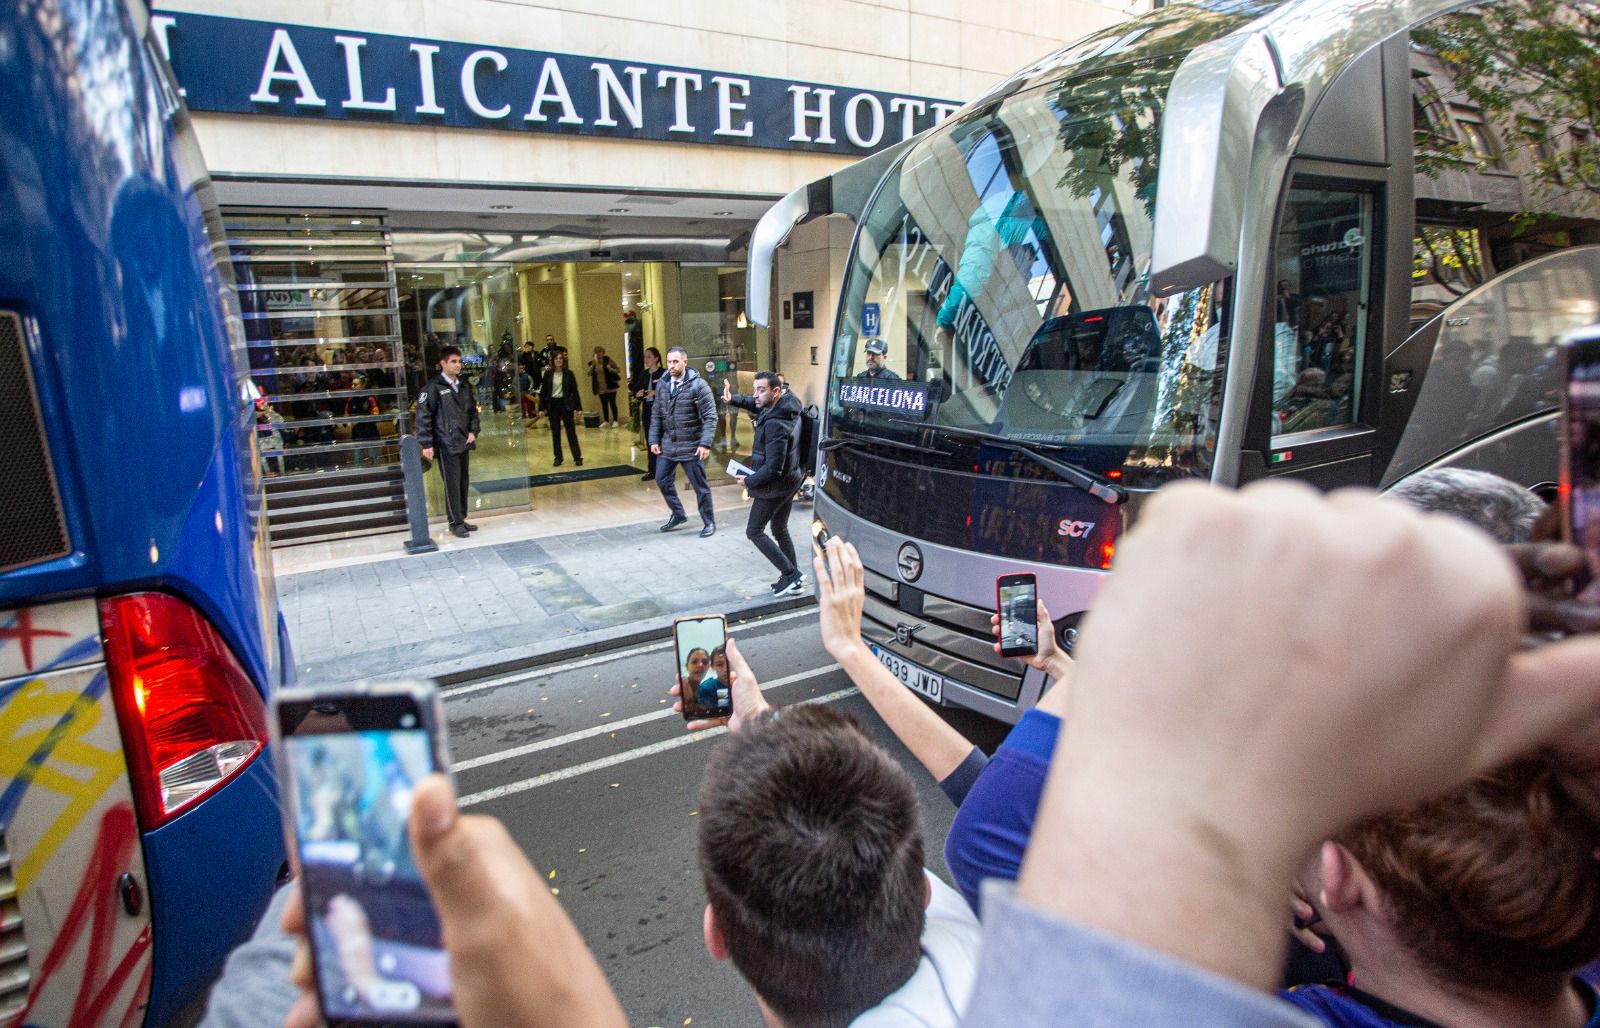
277,503,818,685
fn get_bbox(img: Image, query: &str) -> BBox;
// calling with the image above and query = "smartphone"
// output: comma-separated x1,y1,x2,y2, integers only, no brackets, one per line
996,573,1039,658
274,682,455,1027
676,615,731,720
1562,329,1600,590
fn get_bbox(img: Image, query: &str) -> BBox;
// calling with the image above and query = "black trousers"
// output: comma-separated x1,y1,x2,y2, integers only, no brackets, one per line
437,449,470,527
746,494,797,576
599,392,619,422
548,406,581,462
656,455,714,525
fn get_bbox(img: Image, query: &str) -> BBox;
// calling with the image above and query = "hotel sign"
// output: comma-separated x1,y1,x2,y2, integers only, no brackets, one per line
150,11,962,157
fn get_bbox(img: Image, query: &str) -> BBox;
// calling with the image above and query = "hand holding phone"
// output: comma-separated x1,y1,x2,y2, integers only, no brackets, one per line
997,573,1040,658
676,615,732,720
275,682,455,1026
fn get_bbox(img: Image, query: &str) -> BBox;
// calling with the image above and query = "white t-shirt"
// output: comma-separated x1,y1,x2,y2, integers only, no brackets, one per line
851,872,981,1027
551,373,564,399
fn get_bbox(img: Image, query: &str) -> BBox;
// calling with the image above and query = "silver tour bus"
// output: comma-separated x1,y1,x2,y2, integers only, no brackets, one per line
748,0,1600,722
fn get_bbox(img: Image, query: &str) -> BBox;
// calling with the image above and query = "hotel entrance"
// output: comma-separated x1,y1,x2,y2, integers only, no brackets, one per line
396,260,769,521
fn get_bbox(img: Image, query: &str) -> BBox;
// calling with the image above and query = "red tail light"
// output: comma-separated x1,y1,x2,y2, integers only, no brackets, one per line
100,592,268,828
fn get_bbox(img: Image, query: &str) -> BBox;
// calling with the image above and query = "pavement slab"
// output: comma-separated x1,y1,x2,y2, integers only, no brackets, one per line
280,505,816,684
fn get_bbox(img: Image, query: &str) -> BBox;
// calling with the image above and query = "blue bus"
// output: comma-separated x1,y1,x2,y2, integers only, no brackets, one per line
0,1,291,1023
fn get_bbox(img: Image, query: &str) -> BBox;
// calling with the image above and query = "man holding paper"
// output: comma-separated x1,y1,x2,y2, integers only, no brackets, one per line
725,372,806,595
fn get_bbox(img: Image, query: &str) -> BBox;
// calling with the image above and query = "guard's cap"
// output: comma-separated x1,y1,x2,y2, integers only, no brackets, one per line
864,337,888,355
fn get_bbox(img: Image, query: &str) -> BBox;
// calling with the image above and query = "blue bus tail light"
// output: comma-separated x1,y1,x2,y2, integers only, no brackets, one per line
100,592,269,829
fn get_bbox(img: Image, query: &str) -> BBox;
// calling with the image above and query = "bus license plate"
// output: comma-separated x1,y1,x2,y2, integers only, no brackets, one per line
870,645,943,703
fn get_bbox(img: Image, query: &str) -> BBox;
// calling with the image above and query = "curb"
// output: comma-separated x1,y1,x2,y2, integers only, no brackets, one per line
423,592,818,688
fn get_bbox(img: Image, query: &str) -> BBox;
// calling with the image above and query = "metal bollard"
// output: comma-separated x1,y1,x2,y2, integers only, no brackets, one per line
399,434,438,555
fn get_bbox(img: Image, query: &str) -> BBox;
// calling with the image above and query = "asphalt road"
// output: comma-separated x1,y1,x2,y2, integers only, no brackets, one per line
440,605,1007,1027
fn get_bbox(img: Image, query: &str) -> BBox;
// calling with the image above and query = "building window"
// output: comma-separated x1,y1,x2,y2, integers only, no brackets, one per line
1451,107,1503,167
1411,75,1456,152
1519,118,1556,159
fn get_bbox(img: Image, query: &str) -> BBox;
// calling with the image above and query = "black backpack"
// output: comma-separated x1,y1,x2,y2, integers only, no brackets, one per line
796,404,820,477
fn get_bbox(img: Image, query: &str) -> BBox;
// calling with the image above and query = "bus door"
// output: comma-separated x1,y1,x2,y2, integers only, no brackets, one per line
1239,172,1389,489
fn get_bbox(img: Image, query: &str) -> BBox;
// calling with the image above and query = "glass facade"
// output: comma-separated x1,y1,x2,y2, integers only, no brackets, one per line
228,212,411,543
228,212,771,536
393,258,769,519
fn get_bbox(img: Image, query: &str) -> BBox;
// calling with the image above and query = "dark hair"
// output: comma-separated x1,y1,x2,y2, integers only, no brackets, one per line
1339,756,1600,998
646,347,662,363
754,371,782,390
667,346,688,360
1387,468,1545,544
438,345,462,360
698,705,924,1027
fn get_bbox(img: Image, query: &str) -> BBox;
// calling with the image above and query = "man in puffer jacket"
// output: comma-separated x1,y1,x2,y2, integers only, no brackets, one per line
649,346,719,536
725,372,805,594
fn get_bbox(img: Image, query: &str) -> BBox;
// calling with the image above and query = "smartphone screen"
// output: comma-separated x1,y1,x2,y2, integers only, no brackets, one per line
1564,333,1600,588
997,574,1039,658
277,687,454,1026
676,615,731,720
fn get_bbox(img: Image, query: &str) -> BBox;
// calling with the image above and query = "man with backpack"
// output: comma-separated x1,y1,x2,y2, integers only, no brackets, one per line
725,372,805,594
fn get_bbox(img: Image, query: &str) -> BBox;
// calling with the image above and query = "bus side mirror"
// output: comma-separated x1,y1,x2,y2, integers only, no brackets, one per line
1148,31,1283,298
746,136,918,328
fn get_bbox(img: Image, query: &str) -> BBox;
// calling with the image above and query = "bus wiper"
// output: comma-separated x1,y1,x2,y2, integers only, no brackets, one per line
819,435,952,458
886,419,1127,505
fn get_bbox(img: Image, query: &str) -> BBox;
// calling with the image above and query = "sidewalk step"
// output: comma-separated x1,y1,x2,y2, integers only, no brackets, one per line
265,465,408,545
271,513,408,545
266,479,405,508
266,467,401,496
270,495,405,526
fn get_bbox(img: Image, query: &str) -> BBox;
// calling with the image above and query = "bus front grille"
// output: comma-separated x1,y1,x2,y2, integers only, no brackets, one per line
0,311,71,574
860,569,1023,702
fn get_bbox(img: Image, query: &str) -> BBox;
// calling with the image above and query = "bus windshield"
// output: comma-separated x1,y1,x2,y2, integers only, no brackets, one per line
830,53,1230,489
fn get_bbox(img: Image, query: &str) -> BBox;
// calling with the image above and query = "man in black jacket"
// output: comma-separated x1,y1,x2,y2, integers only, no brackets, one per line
725,372,805,593
415,346,480,538
649,346,718,537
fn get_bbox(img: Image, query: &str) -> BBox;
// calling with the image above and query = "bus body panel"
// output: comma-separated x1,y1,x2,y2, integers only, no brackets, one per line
137,754,285,1027
1380,246,1600,488
0,601,152,1027
0,2,274,651
1,0,287,1021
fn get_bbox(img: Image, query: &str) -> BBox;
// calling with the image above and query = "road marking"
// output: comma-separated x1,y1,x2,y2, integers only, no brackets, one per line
451,663,841,772
440,606,819,700
457,686,860,808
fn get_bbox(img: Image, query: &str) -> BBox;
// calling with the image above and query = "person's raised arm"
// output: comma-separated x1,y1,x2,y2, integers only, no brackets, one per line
814,537,979,788
988,482,1600,1004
